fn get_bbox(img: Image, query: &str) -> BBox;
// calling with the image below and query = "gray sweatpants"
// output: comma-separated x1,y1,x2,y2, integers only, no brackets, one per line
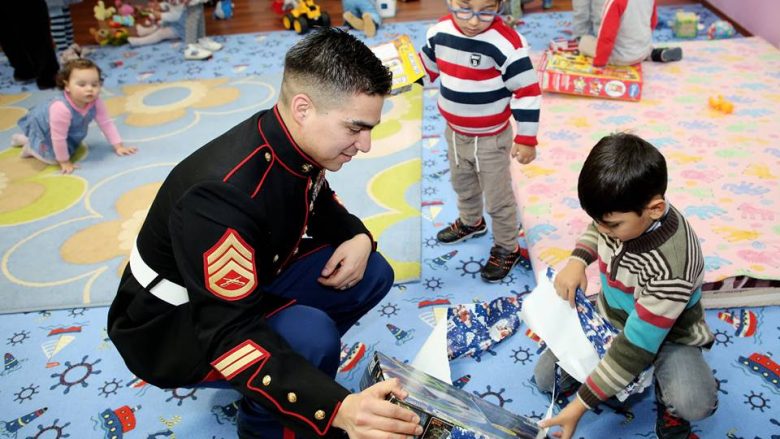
444,124,519,252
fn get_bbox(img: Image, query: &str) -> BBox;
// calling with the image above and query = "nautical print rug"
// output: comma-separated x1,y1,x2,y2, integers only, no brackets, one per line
3,5,779,439
0,78,422,314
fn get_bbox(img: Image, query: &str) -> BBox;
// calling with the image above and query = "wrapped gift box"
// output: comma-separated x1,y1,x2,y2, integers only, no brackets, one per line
360,351,545,439
539,50,643,101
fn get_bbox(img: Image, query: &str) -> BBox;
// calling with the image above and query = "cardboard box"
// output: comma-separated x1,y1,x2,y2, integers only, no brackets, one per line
539,51,643,101
360,351,545,439
371,35,425,95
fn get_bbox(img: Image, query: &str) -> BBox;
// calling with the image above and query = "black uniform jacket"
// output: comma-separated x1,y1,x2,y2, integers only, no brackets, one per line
108,107,373,438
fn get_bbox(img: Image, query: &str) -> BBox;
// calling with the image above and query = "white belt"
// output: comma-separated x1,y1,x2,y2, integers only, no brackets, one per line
129,241,189,306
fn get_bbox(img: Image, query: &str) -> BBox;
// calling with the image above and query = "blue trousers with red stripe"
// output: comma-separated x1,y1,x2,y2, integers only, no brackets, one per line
198,246,393,438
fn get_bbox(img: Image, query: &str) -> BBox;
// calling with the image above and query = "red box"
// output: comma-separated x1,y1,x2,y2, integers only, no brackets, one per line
539,51,643,101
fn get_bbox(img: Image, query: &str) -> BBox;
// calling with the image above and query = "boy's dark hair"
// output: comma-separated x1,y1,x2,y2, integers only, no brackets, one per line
56,59,103,89
578,133,668,220
281,27,392,106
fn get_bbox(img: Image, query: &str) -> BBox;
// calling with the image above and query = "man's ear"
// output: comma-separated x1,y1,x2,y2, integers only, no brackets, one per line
290,93,314,126
647,196,666,220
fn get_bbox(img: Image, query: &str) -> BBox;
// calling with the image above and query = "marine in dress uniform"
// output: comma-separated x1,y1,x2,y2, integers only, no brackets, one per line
108,106,394,438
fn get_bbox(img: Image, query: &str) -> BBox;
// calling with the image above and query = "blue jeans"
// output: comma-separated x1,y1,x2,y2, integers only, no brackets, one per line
195,246,394,438
533,342,718,421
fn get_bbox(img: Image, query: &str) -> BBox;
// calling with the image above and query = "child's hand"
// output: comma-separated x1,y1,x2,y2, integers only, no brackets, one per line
554,260,588,308
538,397,588,439
511,143,536,165
59,161,78,174
114,144,138,156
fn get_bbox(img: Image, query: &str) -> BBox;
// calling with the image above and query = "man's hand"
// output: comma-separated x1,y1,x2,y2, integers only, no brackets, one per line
318,234,372,290
554,260,588,308
333,378,423,438
538,397,588,439
511,143,536,165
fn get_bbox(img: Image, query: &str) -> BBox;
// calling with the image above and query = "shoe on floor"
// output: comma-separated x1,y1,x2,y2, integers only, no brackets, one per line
652,47,683,63
198,37,223,52
184,44,213,60
656,404,697,439
480,245,523,282
436,217,487,244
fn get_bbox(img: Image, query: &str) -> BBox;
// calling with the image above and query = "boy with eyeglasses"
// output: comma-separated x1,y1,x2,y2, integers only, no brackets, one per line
420,0,542,282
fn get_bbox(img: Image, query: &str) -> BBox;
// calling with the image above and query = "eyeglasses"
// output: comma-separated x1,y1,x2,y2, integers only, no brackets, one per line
448,5,501,22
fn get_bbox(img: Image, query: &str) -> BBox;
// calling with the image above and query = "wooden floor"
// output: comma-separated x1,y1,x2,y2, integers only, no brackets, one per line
70,0,700,46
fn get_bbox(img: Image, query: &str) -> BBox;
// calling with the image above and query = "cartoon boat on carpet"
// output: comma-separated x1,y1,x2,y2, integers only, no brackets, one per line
339,342,366,373
738,353,780,389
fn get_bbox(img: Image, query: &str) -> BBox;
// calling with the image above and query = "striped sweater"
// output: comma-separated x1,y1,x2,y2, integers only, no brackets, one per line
420,16,541,146
569,205,714,408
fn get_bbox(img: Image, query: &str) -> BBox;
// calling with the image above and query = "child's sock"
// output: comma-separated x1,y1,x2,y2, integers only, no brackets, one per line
11,133,29,148
651,47,683,63
343,11,364,30
362,13,376,38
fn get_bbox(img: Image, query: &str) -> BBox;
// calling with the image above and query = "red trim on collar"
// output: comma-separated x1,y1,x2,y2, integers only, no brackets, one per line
272,105,319,172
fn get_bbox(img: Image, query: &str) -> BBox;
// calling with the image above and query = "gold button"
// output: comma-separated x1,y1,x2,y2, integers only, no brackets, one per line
287,392,297,403
262,375,271,386
265,152,271,162
314,410,326,420
273,254,279,263
302,163,312,173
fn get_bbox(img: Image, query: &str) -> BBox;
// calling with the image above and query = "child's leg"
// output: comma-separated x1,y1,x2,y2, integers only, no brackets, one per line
182,5,202,45
475,126,518,252
653,343,718,421
48,6,74,54
571,0,592,38
444,125,484,226
533,349,579,393
577,34,597,58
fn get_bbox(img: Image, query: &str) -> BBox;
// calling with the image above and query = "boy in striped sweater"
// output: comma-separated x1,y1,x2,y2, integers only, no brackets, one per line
535,133,717,439
420,0,542,282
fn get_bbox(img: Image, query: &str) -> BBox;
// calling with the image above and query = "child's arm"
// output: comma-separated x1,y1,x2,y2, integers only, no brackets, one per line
49,101,77,173
592,0,628,67
554,222,598,306
503,33,541,160
418,26,440,83
94,99,138,156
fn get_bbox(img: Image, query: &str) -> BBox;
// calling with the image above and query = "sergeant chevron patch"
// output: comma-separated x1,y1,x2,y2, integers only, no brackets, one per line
204,228,257,300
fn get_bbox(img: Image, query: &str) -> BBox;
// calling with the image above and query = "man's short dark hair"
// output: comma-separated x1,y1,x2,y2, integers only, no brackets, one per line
578,132,668,220
281,28,392,106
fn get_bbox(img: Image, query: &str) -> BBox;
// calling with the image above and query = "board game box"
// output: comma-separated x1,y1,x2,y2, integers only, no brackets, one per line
539,50,643,101
371,35,425,95
360,351,545,439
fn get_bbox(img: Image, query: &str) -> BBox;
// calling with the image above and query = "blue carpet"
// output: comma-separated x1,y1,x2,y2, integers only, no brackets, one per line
2,5,777,439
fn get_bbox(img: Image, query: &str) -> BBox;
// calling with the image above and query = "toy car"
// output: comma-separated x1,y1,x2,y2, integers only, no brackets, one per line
282,0,331,34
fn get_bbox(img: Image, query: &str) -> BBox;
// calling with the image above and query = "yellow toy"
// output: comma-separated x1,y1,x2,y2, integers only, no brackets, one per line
709,95,734,114
282,0,331,34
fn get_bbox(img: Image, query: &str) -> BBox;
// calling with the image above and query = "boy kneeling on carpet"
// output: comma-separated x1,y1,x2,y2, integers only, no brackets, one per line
535,133,718,439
